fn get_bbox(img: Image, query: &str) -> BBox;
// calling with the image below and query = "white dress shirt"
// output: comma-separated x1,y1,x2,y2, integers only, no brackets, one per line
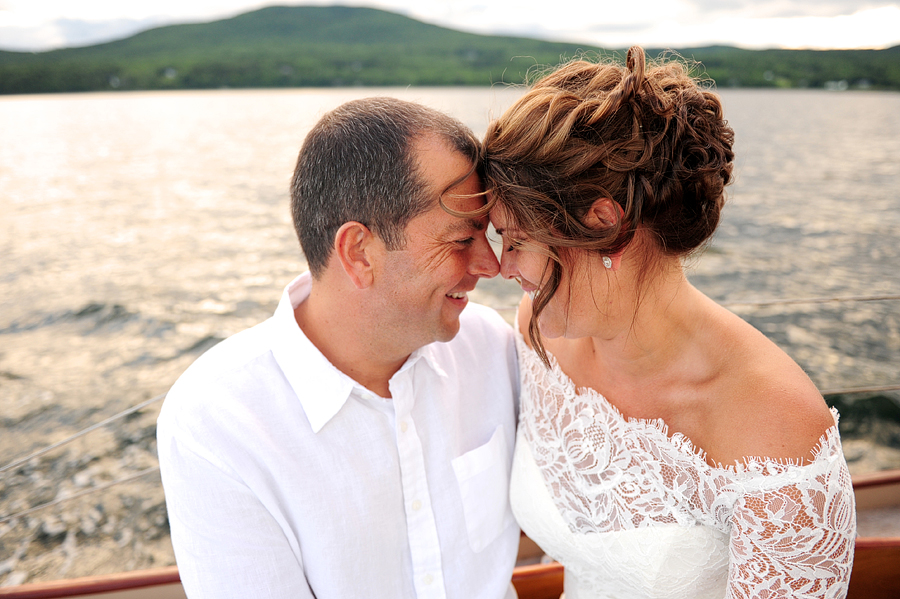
157,273,520,599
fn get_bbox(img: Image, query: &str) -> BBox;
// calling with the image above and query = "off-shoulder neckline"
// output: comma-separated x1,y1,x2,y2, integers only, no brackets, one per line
514,326,842,477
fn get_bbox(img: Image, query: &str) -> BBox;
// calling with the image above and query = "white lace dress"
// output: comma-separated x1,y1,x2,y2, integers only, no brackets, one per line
510,332,857,599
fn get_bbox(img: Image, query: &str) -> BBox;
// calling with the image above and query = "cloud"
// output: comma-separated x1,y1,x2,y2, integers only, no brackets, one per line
0,24,62,51
722,6,900,49
55,17,169,46
687,0,890,19
585,22,658,34
465,2,900,50
0,17,171,51
1,0,899,52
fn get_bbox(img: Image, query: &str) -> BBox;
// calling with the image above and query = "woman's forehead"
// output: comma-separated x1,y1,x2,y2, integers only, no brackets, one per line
488,203,513,230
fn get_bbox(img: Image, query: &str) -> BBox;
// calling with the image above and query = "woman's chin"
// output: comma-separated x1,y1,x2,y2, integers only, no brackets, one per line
536,318,565,340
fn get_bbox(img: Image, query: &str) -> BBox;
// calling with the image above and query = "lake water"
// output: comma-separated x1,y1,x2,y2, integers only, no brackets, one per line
1,87,899,582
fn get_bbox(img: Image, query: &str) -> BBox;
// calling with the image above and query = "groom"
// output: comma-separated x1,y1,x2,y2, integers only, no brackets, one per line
157,97,520,599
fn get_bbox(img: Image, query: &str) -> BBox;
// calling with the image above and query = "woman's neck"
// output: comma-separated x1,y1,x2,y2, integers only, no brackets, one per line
580,255,708,383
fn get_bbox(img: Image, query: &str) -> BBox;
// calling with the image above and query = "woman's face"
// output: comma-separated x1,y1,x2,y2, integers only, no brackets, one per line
491,201,632,340
490,204,577,339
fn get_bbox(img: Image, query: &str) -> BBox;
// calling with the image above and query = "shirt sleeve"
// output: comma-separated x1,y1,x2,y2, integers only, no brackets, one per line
158,421,316,599
726,460,856,599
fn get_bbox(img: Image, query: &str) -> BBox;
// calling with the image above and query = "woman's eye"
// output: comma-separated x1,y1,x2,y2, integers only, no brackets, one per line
505,239,524,252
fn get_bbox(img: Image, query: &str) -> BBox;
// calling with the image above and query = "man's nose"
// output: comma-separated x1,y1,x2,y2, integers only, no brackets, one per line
470,234,500,278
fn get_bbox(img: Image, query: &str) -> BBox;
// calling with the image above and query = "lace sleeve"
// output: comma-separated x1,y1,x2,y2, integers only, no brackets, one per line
726,441,856,599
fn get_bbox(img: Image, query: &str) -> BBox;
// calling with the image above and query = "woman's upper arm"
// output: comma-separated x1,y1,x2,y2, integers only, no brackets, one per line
726,473,856,599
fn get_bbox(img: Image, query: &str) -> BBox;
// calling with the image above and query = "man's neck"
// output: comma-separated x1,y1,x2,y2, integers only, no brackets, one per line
294,282,407,399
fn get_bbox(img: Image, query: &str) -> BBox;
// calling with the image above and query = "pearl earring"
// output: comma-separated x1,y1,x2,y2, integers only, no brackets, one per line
602,256,613,269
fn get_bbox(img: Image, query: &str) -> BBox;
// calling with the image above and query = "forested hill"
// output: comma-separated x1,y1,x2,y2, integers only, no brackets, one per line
1,5,898,95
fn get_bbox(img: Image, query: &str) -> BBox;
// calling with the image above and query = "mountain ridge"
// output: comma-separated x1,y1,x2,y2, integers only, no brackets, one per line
2,5,898,94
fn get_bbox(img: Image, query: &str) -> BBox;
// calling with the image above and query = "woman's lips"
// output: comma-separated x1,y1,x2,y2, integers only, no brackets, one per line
515,278,539,301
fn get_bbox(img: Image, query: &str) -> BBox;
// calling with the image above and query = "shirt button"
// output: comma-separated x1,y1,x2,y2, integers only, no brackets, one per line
424,574,434,585
400,421,408,433
412,500,422,511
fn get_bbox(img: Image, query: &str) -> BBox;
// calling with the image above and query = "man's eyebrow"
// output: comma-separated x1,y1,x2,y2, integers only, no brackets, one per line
446,218,487,234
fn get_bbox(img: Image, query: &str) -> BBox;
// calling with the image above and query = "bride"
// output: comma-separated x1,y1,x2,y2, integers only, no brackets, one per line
482,47,856,598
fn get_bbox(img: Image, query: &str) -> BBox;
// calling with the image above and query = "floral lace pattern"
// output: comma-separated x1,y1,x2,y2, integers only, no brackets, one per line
515,332,856,598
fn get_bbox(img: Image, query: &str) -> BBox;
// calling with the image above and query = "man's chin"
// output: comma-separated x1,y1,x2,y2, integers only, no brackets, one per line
434,319,462,344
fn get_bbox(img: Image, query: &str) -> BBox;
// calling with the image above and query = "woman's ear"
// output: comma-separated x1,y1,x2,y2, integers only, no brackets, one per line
582,198,623,230
584,198,626,271
334,221,377,289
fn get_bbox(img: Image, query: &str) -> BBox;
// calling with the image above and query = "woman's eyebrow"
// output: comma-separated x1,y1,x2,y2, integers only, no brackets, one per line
494,226,525,236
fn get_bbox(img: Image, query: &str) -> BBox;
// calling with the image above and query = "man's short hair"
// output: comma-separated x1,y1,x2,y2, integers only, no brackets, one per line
291,97,480,277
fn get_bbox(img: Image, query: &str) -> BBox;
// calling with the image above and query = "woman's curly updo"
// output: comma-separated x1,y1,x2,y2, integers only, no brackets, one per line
482,46,735,359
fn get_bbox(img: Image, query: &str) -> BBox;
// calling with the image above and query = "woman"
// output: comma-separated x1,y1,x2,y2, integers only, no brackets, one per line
483,47,856,598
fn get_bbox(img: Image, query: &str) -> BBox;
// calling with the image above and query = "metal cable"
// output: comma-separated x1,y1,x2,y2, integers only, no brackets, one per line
3,384,897,523
820,384,900,396
1,293,897,521
492,293,900,312
0,466,161,524
0,393,167,475
720,294,900,308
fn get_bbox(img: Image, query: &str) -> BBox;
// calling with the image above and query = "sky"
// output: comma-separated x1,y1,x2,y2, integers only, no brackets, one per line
1,0,899,53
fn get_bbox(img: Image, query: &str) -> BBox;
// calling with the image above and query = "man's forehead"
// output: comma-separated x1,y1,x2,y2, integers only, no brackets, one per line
413,135,476,190
425,197,480,237
407,197,487,239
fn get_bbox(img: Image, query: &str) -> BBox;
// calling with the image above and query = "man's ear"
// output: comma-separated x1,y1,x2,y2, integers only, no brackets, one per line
334,221,377,289
582,198,623,230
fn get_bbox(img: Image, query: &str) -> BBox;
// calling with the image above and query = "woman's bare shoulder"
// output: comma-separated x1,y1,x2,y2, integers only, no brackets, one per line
707,313,835,465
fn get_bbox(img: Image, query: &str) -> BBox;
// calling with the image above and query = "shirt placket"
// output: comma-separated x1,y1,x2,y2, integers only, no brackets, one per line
391,371,447,599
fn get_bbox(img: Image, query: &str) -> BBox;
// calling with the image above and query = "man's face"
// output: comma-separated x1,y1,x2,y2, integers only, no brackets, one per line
376,134,500,352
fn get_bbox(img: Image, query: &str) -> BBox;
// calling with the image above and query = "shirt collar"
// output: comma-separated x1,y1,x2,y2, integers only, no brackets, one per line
402,343,447,380
270,273,445,433
270,273,354,433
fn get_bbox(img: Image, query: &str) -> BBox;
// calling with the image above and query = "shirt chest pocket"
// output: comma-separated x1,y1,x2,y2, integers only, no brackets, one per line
451,424,516,553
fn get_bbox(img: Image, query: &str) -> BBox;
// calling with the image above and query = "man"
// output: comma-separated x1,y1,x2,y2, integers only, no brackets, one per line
157,97,520,599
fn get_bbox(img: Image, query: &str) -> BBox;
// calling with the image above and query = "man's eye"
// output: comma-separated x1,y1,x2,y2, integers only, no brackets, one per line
455,237,475,247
